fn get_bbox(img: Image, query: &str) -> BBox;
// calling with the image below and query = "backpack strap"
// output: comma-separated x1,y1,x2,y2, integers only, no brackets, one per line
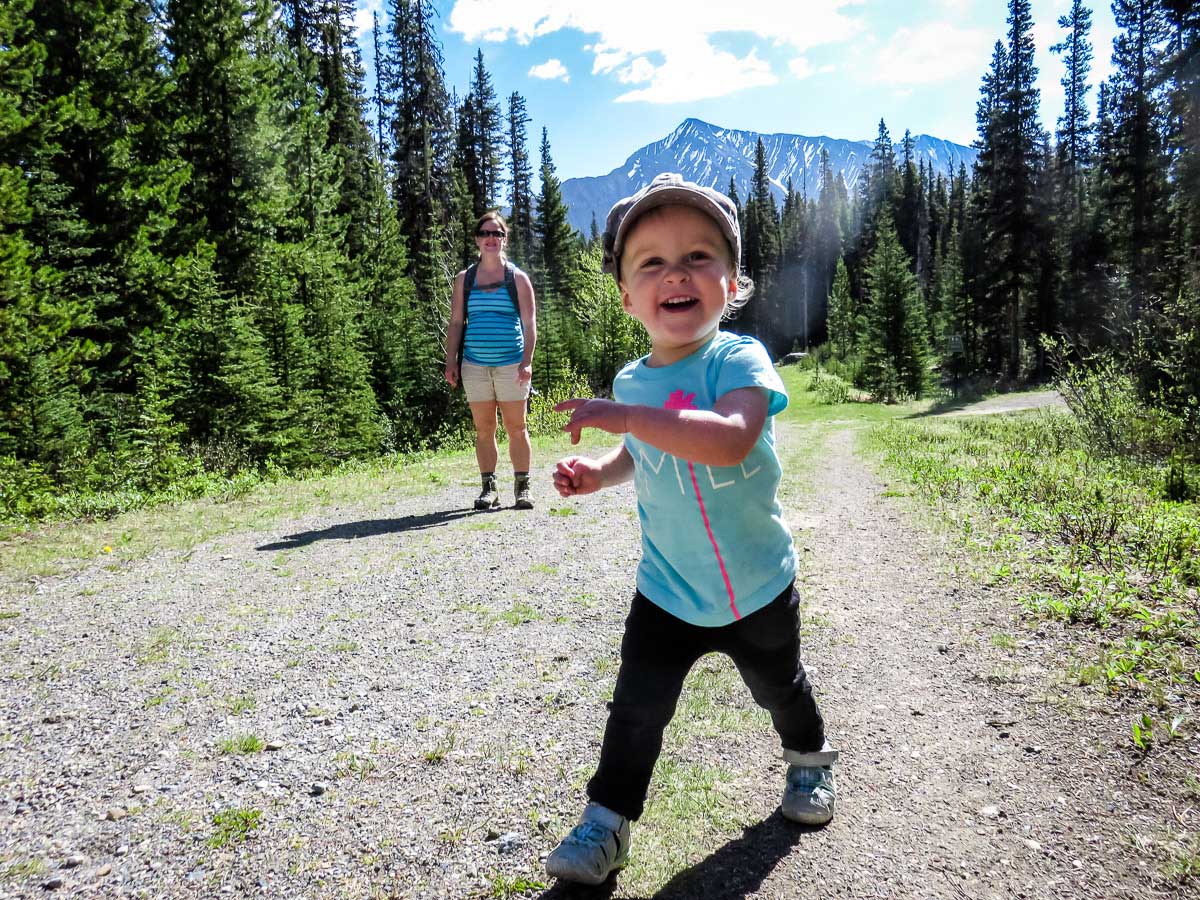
502,262,520,310
462,262,479,318
464,261,521,312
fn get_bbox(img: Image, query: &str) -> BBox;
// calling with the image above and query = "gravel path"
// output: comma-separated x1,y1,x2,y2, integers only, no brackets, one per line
1,417,1192,899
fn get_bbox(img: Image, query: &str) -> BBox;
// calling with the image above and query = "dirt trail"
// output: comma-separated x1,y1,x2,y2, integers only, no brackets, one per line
0,418,1189,900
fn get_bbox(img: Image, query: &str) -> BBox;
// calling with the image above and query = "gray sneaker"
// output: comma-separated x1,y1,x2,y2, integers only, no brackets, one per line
781,743,838,825
781,764,836,825
545,802,629,885
474,476,499,510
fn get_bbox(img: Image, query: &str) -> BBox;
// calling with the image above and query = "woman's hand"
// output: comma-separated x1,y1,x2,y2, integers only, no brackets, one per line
553,456,605,497
444,360,459,388
555,398,630,444
516,363,532,386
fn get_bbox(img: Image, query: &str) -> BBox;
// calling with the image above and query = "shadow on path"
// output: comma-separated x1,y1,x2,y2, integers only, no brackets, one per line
905,392,985,418
536,813,808,900
256,509,477,550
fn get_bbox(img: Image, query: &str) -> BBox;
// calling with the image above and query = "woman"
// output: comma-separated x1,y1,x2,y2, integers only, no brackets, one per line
444,212,538,510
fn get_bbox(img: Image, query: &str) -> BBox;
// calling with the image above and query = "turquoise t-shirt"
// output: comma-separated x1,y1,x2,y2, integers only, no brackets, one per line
463,284,523,366
614,331,796,627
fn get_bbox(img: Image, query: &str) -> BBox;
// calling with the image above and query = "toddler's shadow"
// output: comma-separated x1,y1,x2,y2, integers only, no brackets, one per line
537,812,808,900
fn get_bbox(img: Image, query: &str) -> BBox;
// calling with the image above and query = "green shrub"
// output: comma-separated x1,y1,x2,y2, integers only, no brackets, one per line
528,371,592,438
0,456,57,520
1163,453,1199,503
806,369,851,405
1055,351,1183,459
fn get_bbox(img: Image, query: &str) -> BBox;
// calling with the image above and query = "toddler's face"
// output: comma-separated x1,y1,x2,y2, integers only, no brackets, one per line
618,205,737,366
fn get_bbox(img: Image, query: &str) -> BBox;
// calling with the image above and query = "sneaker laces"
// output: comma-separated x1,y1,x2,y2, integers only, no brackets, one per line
788,765,833,793
564,820,613,848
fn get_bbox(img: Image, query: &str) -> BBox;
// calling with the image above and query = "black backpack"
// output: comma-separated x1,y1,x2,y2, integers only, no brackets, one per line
463,260,520,314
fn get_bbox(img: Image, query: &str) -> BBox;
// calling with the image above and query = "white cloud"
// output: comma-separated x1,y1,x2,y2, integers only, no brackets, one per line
354,0,384,36
788,56,815,80
870,23,990,86
528,59,570,82
447,0,864,103
619,57,657,85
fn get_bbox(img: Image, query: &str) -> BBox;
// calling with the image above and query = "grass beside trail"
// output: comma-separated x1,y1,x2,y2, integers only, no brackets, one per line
864,410,1199,758
0,367,898,589
0,429,616,590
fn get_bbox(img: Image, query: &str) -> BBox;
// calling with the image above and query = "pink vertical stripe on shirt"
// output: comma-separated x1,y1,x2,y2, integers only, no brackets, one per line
685,460,740,620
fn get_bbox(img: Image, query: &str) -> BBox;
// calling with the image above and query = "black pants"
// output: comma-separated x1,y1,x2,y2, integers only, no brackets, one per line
586,583,825,821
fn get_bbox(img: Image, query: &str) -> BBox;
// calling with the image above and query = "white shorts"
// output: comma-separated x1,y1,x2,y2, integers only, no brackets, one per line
461,361,530,404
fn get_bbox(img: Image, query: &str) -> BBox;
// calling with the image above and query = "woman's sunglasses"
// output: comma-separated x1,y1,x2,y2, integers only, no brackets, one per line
476,229,506,239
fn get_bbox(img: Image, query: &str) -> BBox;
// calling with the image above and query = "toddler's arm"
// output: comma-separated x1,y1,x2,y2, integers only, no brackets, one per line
553,445,633,497
555,387,769,467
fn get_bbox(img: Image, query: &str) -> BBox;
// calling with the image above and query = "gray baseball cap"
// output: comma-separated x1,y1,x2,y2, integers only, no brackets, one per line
601,173,741,281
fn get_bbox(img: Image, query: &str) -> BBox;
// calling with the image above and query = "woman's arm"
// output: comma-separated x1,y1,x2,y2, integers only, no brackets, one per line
556,387,769,467
515,270,536,385
444,271,466,387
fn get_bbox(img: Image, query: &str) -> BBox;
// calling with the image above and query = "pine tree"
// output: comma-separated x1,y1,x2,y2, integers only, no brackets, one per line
825,258,856,357
741,138,780,344
895,130,920,263
1147,0,1199,440
0,0,55,460
860,215,930,401
168,0,276,295
506,92,534,264
862,119,897,226
535,127,578,298
1051,0,1094,221
459,49,502,215
369,11,391,162
812,147,844,339
278,14,382,460
970,1,1044,380
386,0,454,245
18,0,185,481
1107,0,1172,325
1050,0,1096,345
312,0,377,262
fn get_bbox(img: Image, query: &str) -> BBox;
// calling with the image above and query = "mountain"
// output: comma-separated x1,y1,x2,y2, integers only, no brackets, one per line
560,118,978,234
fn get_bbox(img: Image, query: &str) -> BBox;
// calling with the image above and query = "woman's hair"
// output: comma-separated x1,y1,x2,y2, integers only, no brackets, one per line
474,211,508,236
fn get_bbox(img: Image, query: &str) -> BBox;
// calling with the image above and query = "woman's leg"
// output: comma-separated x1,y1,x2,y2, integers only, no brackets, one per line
497,399,531,472
469,400,499,473
586,593,707,821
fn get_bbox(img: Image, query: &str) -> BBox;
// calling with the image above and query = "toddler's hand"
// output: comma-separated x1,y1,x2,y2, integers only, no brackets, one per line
554,456,604,497
555,398,629,444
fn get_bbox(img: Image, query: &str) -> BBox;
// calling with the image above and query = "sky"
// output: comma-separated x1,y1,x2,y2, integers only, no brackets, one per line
354,0,1119,183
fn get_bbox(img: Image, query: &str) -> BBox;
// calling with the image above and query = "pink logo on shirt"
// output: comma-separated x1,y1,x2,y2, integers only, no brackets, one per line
664,389,698,411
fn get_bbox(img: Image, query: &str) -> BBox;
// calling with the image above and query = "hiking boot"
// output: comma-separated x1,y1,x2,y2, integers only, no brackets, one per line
781,743,838,826
514,475,533,510
781,765,836,825
474,475,499,510
545,802,630,886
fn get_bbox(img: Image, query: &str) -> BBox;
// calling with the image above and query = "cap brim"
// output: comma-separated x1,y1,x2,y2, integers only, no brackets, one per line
615,188,735,256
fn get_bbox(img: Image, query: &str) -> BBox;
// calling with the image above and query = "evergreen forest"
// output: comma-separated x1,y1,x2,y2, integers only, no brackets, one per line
1,0,1197,521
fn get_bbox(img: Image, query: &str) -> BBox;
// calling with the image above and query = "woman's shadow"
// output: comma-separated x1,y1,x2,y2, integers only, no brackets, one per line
256,509,475,551
536,812,809,900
